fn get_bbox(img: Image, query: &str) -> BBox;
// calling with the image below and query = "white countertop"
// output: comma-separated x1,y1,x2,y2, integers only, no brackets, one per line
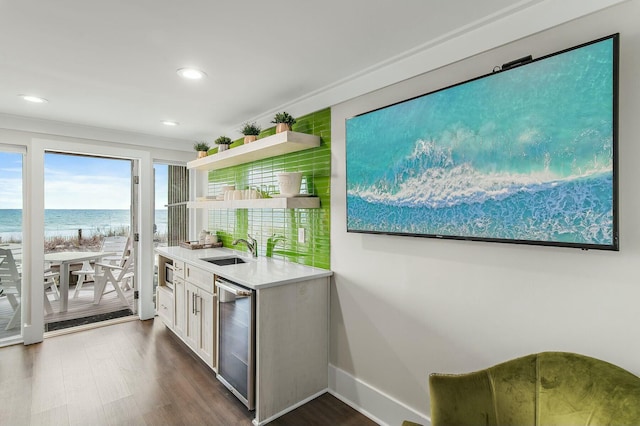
156,246,332,290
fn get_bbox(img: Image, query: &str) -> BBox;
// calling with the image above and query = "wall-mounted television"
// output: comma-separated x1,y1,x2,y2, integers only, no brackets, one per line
346,34,619,251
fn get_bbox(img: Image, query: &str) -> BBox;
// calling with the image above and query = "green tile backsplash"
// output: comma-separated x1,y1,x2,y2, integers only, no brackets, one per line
207,108,331,269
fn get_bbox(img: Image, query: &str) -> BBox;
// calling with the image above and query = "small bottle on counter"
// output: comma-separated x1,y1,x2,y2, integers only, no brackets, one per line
205,233,216,244
199,229,209,244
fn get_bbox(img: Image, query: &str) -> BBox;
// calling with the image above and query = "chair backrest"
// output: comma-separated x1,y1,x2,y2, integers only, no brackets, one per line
0,248,21,293
429,352,640,426
100,236,130,265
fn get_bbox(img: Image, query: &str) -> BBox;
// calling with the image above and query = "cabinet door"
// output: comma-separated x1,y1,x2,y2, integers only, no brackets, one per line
174,277,186,337
156,286,174,326
197,290,216,368
185,282,199,351
174,260,185,279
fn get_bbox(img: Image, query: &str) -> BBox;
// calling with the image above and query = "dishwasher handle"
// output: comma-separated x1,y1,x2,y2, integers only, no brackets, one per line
215,279,253,297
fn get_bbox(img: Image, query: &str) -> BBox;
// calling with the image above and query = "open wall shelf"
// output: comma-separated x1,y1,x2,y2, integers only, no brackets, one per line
188,197,320,210
187,131,321,171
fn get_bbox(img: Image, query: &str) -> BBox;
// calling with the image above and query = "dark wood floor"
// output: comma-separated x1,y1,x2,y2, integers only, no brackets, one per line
0,318,376,426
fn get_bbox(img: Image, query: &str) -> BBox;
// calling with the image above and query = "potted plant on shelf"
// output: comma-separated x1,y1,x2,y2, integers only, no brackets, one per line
240,121,261,144
214,136,233,152
271,112,296,133
193,141,210,159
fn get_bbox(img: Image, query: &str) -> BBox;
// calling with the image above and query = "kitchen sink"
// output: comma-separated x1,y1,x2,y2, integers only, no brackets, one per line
202,256,247,266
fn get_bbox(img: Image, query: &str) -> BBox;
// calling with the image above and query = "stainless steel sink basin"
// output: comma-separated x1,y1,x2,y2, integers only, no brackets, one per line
202,256,246,266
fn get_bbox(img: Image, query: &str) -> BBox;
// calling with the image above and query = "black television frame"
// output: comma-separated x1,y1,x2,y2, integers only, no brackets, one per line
345,33,619,251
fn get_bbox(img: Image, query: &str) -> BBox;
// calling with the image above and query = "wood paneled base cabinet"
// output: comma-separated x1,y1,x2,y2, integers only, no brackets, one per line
156,254,329,426
156,258,216,370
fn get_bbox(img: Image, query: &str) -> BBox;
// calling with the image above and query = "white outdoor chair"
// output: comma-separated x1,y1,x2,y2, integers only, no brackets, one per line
72,235,130,298
93,254,134,308
43,263,60,315
44,262,60,300
0,248,22,330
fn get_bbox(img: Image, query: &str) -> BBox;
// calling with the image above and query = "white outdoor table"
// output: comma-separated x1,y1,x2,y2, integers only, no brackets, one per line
44,251,115,312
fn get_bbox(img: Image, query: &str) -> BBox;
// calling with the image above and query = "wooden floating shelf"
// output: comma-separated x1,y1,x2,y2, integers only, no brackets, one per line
187,131,321,171
187,197,320,210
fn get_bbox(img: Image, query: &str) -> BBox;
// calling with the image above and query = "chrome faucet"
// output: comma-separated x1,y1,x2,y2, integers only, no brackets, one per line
266,234,285,257
233,234,258,257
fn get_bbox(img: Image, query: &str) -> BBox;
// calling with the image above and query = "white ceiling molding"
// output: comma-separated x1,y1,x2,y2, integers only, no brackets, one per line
244,0,629,129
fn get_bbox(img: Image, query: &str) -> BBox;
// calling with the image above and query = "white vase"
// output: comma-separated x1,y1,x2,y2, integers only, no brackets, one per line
217,144,229,152
277,172,302,195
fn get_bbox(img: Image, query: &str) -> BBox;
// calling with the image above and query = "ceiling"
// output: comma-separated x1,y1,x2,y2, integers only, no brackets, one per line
0,0,547,146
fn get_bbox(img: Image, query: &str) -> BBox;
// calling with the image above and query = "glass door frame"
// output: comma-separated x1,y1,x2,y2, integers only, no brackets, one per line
0,143,27,345
24,138,154,345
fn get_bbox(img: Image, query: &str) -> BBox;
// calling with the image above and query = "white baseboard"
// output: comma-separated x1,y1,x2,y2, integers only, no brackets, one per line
252,388,328,426
328,364,430,426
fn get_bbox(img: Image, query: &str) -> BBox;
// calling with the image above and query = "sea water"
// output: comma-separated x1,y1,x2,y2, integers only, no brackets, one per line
346,38,615,246
0,209,168,241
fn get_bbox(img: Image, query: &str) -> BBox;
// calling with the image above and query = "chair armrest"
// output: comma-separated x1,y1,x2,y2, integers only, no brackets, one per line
95,262,124,271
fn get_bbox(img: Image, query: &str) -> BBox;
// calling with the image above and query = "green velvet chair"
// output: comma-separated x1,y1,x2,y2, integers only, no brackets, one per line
405,352,640,426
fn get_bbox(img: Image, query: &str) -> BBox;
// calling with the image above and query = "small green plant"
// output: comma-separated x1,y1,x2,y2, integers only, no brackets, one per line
254,186,271,199
271,111,296,126
193,141,210,151
214,136,232,145
240,121,261,136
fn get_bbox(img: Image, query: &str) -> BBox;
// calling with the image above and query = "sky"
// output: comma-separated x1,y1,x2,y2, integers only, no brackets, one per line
0,151,169,209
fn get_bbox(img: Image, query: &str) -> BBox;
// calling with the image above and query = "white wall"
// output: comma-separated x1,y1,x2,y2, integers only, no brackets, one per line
330,1,640,424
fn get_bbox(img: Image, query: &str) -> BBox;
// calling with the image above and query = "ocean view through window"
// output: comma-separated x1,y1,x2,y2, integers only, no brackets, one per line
0,209,168,242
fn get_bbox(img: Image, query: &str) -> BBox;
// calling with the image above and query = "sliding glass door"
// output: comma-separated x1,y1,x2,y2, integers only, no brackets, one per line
0,145,25,345
42,152,136,332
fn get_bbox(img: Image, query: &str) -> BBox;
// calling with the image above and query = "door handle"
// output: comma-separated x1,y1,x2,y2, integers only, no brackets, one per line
216,280,252,297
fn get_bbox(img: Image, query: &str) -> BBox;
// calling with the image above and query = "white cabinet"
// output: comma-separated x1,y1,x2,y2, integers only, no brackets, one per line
174,277,185,336
156,286,173,325
156,255,216,370
155,249,330,426
184,265,216,369
254,277,328,423
185,282,199,350
186,282,215,367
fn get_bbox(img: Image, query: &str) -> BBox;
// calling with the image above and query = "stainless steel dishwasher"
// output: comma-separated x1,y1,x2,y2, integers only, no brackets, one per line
215,276,256,410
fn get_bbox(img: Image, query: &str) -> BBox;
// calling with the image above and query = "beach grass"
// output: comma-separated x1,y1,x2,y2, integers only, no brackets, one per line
2,226,168,252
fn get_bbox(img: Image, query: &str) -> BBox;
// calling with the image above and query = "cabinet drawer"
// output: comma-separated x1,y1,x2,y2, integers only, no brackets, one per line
156,286,174,325
174,260,185,279
185,264,214,292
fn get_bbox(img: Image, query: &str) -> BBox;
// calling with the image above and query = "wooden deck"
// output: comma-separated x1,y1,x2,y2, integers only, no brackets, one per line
0,282,135,341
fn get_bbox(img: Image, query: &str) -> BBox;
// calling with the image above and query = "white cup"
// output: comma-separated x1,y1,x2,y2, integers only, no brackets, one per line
232,190,243,200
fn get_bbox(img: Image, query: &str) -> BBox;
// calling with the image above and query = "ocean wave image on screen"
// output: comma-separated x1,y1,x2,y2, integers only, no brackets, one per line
346,37,615,246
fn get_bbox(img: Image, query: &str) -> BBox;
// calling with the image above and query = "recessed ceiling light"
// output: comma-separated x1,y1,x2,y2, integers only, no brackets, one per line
176,68,206,80
19,94,48,103
161,120,180,126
